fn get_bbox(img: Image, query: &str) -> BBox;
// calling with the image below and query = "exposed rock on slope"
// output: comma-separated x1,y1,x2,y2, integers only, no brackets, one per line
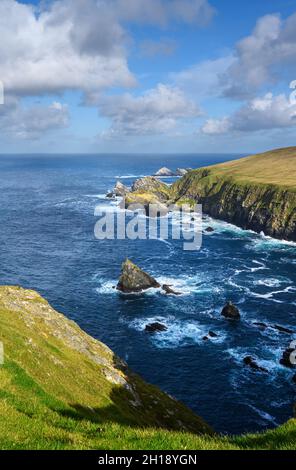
117,259,161,293
171,147,296,242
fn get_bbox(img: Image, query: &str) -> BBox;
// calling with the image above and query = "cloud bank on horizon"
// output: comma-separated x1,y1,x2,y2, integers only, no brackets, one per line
1,0,296,153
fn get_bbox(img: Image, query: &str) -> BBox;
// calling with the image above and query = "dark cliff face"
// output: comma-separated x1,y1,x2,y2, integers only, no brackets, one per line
172,170,296,242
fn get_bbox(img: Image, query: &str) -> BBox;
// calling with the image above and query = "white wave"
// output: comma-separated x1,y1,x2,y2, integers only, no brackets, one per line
128,316,225,349
115,174,147,179
249,233,296,251
95,280,118,295
247,404,278,425
254,278,286,288
251,286,296,303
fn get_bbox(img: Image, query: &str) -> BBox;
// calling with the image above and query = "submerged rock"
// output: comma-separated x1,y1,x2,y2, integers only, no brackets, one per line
272,324,294,334
221,301,240,320
205,226,214,233
154,167,175,177
253,321,268,329
162,284,182,296
208,331,218,338
243,356,268,373
117,259,160,293
145,322,168,333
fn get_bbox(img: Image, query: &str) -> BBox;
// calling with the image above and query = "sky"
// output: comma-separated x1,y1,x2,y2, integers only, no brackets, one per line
1,0,296,154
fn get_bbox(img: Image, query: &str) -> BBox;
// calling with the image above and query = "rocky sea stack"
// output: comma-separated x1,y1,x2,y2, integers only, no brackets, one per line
117,259,160,293
221,301,241,320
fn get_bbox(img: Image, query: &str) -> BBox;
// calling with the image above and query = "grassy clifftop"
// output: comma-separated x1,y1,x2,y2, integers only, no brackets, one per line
172,147,296,241
0,286,295,450
203,147,296,189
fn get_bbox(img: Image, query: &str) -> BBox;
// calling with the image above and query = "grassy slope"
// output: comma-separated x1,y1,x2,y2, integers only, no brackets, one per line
0,286,295,450
203,147,296,189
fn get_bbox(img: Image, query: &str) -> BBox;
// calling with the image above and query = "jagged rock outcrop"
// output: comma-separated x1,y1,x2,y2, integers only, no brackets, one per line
117,259,160,293
154,167,175,177
124,176,171,215
221,301,240,320
113,181,129,197
162,284,182,296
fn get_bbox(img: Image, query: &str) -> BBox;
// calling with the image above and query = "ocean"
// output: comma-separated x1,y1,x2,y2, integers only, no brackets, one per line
0,153,295,435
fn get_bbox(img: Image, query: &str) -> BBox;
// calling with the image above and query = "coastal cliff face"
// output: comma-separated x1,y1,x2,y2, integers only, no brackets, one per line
171,148,296,242
172,170,296,241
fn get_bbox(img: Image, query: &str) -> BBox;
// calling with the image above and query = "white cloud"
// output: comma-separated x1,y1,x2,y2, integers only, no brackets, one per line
201,117,231,134
171,55,235,99
0,99,69,140
223,13,296,97
99,83,200,137
201,92,296,134
0,0,135,98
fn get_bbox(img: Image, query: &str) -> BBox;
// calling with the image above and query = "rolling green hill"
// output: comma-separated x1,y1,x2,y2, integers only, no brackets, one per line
172,147,296,241
0,285,295,450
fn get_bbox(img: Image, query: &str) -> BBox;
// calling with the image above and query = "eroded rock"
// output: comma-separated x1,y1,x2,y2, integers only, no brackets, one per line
145,322,168,333
243,356,268,373
117,259,160,293
221,301,240,320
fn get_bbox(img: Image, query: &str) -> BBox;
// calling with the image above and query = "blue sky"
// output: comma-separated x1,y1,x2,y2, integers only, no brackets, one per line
1,0,296,153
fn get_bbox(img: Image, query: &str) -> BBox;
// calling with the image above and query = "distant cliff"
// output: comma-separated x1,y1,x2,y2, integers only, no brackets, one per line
172,147,296,241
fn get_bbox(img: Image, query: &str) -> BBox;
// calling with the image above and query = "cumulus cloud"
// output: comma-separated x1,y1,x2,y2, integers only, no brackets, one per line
0,0,135,97
0,99,69,140
223,13,296,98
201,92,296,134
99,84,200,137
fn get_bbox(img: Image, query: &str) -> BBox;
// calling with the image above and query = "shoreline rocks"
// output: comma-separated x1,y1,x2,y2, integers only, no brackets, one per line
117,259,160,293
154,167,175,177
221,301,240,320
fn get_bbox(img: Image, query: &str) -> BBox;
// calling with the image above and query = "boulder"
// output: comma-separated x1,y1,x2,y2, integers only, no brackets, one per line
117,259,160,293
243,356,268,373
154,167,175,177
221,301,240,320
205,226,214,233
162,284,182,296
145,322,168,333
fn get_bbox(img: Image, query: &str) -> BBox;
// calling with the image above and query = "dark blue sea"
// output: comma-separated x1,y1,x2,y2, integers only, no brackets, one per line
0,153,295,435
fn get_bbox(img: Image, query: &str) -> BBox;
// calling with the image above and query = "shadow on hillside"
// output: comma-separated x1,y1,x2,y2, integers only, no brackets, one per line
52,353,212,436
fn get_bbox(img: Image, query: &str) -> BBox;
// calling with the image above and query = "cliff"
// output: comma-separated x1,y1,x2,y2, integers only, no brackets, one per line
0,286,295,449
172,147,296,241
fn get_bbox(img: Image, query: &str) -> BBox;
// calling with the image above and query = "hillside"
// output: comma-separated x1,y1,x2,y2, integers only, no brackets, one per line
172,147,296,241
0,286,295,450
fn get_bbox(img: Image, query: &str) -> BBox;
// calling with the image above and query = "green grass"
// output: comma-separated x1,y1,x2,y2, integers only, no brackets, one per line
204,146,296,189
0,286,295,450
